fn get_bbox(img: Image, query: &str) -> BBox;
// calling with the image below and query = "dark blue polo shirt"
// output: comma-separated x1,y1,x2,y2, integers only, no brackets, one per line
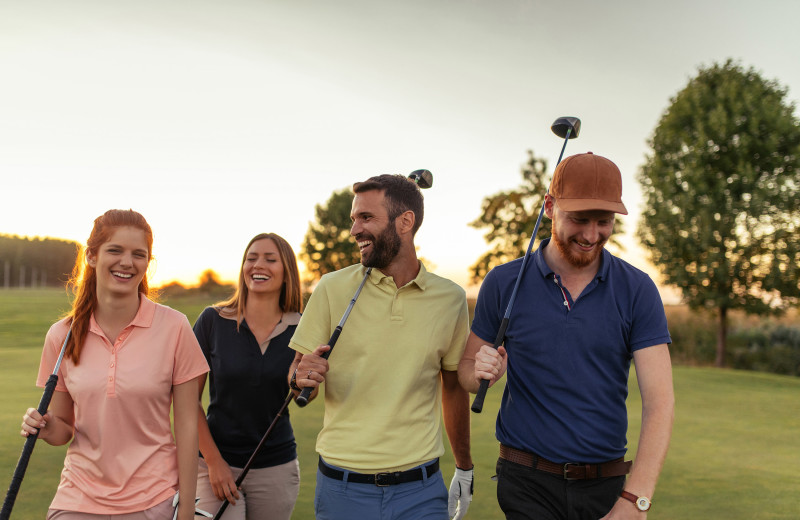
193,307,297,468
472,239,671,463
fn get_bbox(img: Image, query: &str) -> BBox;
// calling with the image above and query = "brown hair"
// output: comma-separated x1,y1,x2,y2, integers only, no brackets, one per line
65,209,155,364
216,233,303,327
353,174,425,235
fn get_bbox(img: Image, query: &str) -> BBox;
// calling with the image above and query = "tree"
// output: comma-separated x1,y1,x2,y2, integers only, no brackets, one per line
637,60,800,367
471,150,624,284
300,187,359,286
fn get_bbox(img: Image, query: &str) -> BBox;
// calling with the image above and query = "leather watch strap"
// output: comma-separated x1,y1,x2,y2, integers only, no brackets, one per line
621,491,651,511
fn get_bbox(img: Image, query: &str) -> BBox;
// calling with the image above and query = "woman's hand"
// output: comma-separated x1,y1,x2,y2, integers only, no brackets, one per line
207,458,240,504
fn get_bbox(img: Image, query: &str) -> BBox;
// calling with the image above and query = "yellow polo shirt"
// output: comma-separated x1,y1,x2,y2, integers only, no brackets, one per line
290,263,469,472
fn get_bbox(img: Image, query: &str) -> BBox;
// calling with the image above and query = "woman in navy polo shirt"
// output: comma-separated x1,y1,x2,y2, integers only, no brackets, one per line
193,233,303,520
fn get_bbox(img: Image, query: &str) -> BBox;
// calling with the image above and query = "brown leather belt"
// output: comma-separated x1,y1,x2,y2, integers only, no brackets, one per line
500,444,631,480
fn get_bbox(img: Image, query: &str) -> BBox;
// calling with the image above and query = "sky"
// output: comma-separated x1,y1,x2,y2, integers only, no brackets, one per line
2,0,799,302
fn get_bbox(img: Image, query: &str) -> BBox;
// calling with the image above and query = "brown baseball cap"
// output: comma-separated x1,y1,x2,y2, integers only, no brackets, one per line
550,152,628,214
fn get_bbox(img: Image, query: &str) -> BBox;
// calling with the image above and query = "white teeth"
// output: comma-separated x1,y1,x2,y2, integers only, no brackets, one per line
252,274,270,280
113,272,133,279
358,240,372,248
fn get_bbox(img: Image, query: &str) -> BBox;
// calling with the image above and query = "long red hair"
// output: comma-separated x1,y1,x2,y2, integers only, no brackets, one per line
64,209,155,364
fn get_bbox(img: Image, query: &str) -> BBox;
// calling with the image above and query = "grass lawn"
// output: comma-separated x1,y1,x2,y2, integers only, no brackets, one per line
1,289,798,519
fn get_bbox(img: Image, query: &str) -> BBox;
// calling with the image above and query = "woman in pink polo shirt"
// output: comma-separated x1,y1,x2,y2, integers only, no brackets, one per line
20,209,209,520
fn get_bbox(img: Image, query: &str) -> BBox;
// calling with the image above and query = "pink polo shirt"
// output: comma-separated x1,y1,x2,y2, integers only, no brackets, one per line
36,297,209,514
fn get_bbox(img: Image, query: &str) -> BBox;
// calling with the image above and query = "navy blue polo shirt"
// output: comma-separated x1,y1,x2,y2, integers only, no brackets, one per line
193,307,298,468
472,238,671,463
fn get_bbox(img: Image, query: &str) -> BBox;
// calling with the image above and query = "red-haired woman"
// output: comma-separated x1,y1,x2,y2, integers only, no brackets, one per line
20,209,209,520
193,233,303,520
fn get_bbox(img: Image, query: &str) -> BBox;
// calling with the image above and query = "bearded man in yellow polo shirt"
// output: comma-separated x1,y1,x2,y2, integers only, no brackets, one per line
289,174,474,520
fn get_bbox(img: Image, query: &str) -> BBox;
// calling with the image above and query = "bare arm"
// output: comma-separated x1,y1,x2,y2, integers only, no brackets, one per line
174,377,201,520
20,391,75,446
196,373,240,504
602,344,674,519
441,370,472,470
457,332,507,394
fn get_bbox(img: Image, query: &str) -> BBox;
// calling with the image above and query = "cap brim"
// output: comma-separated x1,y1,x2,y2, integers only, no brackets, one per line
556,199,628,215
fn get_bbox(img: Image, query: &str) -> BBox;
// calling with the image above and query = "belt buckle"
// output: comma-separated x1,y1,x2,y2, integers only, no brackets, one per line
374,472,391,487
563,463,579,480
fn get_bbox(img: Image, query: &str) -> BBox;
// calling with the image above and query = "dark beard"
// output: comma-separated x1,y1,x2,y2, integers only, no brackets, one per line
361,221,401,269
552,222,606,269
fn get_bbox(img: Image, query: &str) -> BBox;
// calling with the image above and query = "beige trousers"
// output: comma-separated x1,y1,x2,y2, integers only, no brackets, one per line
47,495,175,519
195,457,300,520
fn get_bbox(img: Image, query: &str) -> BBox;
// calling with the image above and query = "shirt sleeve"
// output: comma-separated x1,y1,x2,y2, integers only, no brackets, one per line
629,275,672,352
36,320,71,392
441,292,470,371
173,314,210,385
289,276,333,355
471,267,504,344
192,307,214,362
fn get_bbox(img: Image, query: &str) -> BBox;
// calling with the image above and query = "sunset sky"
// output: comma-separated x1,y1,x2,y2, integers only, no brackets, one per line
2,0,798,302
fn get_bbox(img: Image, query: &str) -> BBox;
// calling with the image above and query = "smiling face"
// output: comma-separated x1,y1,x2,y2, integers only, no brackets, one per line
243,238,285,296
350,189,402,269
550,201,615,269
87,226,150,298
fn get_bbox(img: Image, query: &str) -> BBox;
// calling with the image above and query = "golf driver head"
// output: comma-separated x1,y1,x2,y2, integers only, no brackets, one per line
408,169,433,189
551,117,581,139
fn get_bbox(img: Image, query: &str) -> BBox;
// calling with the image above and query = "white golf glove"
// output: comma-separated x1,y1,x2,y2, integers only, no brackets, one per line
448,466,474,519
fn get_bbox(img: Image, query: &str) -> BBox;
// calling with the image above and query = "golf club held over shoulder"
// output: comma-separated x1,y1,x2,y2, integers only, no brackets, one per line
471,118,580,413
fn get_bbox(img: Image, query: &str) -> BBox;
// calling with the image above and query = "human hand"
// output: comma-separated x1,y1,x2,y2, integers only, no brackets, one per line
474,345,507,388
448,466,474,519
207,458,240,504
599,496,646,519
296,344,331,390
20,408,49,439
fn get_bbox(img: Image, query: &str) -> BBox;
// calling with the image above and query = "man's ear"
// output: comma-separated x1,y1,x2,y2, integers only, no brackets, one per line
544,194,556,219
396,210,416,236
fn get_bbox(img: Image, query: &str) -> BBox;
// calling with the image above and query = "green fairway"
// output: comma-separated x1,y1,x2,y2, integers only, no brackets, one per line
1,289,798,519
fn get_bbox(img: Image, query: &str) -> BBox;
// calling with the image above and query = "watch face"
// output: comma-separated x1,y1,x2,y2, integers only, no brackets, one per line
636,497,651,511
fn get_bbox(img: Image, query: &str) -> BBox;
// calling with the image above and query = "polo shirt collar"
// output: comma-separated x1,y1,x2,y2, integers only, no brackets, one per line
533,238,609,282
366,261,429,290
89,295,156,335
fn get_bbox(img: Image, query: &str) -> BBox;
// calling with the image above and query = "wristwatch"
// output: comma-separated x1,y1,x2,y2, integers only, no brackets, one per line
289,372,302,391
621,491,651,512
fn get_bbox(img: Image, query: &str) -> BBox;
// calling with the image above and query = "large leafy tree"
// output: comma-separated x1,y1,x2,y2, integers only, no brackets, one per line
471,150,624,283
300,187,360,286
637,60,800,367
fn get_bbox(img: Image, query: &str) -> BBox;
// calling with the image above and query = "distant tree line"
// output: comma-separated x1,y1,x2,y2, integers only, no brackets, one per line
0,234,79,288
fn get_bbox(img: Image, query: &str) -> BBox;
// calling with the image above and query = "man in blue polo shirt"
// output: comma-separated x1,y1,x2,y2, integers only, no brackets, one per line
459,152,674,519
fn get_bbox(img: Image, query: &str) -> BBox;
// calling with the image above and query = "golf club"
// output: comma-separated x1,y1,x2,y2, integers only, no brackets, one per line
470,117,580,413
295,266,373,407
1,330,72,520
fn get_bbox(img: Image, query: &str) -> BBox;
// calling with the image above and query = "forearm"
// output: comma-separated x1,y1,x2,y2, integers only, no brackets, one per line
37,415,74,446
197,403,224,465
625,393,674,496
174,380,200,520
441,371,472,469
626,345,675,497
457,358,479,394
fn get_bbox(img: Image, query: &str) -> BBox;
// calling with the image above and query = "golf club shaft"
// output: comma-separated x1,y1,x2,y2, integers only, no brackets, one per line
212,390,295,520
471,131,572,413
2,331,71,520
296,268,372,407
